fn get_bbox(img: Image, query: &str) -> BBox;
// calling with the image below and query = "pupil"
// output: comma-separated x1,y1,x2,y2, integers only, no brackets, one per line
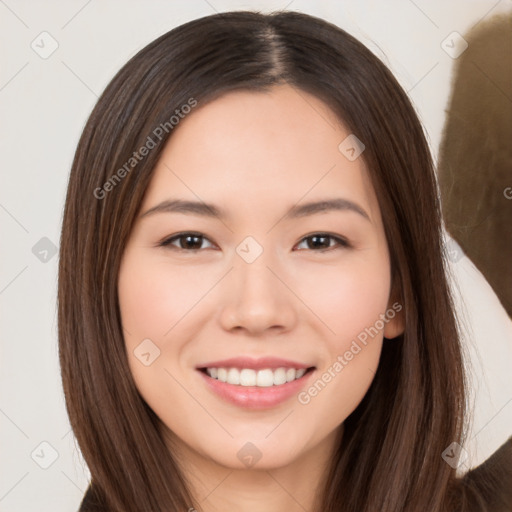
310,235,328,249
184,235,201,249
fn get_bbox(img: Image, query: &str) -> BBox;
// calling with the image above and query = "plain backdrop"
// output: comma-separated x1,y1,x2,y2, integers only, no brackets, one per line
1,1,511,511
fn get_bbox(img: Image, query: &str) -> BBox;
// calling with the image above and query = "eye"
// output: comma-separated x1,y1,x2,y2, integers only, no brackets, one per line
158,231,350,252
159,232,215,251
295,233,350,251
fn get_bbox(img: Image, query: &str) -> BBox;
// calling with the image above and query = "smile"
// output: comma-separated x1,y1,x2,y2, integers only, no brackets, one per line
196,358,316,409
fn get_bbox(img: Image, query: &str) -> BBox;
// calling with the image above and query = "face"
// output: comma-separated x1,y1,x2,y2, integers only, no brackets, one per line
118,85,404,471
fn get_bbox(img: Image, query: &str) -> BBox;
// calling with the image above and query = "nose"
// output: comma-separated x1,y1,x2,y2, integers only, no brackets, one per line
218,251,298,336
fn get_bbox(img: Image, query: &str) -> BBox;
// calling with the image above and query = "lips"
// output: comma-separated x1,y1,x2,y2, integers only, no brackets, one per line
196,356,316,409
196,356,312,371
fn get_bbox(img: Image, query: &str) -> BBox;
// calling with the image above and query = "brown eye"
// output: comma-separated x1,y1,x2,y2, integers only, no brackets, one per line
160,232,214,251
295,233,349,251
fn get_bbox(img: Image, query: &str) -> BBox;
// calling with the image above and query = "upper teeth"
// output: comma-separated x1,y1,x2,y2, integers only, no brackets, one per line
206,367,307,387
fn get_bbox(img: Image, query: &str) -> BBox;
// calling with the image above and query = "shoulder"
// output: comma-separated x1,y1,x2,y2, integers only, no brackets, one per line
456,436,512,511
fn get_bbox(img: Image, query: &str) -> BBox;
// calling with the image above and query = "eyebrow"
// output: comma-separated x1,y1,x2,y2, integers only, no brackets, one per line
140,197,371,222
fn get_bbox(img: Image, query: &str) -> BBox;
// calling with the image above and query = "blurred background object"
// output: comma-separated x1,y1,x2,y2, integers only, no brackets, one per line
438,13,512,318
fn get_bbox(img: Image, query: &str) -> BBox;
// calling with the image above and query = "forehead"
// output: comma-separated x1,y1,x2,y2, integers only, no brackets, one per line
142,85,380,223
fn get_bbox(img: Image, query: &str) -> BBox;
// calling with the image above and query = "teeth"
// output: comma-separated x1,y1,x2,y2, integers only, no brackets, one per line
256,369,274,387
273,367,287,385
205,367,309,386
240,368,256,386
227,367,240,385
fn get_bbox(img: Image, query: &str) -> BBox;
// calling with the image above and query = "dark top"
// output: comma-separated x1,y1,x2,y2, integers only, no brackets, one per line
78,437,512,511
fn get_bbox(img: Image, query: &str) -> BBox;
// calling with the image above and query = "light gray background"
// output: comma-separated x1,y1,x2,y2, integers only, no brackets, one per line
1,1,511,511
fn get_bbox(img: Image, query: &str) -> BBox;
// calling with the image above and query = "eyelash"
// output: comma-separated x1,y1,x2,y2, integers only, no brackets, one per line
158,232,350,252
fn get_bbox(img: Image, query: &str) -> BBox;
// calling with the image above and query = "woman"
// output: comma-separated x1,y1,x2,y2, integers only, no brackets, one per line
58,10,511,512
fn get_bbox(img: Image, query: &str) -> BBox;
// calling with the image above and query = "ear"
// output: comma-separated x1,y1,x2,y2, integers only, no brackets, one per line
383,277,405,340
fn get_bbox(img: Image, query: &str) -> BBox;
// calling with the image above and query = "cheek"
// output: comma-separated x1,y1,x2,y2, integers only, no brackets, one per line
117,257,198,413
295,253,389,405
118,256,209,347
293,255,390,424
118,255,223,396
299,255,391,345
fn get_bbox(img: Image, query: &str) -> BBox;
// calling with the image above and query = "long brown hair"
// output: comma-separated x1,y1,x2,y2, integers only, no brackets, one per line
58,10,497,511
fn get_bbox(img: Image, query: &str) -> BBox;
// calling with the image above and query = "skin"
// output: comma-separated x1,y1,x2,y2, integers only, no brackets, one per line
118,84,404,512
